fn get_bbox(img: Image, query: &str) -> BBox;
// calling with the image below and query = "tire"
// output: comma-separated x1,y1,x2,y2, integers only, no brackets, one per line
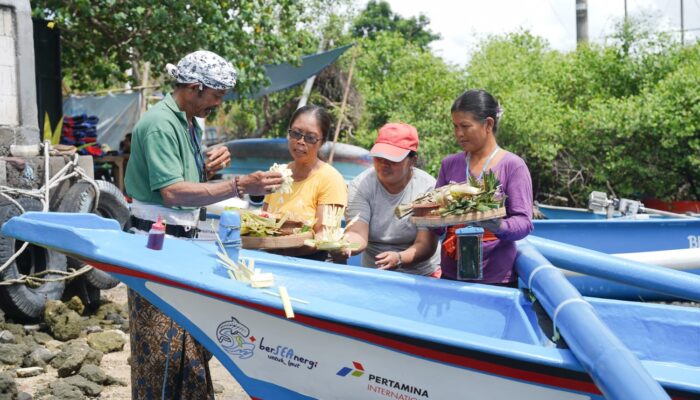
0,197,68,322
58,180,130,289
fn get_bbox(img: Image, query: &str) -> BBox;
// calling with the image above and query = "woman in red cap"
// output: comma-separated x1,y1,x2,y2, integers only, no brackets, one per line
343,123,441,276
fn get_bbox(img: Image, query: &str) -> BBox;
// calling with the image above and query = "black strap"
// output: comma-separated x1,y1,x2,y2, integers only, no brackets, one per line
129,216,198,238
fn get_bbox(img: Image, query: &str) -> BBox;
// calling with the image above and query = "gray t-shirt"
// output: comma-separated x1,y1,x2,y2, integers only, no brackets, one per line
347,167,439,275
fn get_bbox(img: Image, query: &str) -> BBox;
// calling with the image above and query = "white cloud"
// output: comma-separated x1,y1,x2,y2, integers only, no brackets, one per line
356,0,700,65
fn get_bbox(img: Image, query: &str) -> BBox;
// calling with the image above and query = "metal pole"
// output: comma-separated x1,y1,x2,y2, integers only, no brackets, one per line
680,0,685,45
576,0,589,44
624,0,628,21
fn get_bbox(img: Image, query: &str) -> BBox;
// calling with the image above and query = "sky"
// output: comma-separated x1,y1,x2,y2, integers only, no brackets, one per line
359,0,700,66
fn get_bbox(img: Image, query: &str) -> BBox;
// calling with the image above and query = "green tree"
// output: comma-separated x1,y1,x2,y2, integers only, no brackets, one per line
31,0,309,93
352,0,439,49
465,18,700,203
351,32,464,175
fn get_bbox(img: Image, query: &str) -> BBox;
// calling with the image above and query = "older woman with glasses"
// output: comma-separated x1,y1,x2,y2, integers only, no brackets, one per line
263,104,347,261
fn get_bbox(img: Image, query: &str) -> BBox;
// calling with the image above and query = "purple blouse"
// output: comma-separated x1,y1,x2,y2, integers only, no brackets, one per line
436,151,533,283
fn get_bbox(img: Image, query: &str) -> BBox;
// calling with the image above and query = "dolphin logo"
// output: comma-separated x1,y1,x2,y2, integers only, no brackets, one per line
217,317,255,359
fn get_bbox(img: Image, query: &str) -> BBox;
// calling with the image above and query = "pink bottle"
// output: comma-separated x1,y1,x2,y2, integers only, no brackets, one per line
146,216,166,250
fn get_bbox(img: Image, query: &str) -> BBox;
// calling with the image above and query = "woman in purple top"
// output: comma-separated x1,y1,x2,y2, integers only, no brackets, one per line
436,89,533,285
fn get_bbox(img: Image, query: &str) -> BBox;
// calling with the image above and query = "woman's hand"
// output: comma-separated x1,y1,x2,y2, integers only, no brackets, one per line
375,251,401,270
475,218,502,234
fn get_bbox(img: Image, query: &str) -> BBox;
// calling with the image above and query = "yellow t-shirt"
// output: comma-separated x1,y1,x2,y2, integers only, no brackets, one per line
265,163,347,226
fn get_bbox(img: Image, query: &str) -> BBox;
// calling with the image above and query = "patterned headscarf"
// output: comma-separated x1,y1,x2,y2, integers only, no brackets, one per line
165,50,237,90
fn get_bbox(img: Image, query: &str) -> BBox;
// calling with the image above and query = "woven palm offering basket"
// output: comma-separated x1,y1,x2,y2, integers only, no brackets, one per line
411,207,506,228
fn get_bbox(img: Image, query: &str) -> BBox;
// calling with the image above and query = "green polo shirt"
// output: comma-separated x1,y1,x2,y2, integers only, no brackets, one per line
124,94,203,206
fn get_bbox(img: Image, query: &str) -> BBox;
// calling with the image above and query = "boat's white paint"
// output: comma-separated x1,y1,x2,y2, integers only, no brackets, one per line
561,248,700,277
615,248,700,269
146,281,594,400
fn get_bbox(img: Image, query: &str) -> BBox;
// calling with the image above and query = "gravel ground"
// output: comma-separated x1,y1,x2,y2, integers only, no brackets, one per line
11,283,250,400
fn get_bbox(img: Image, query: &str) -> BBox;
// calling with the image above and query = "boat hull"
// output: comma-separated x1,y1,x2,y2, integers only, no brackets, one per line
102,261,601,400
2,213,699,399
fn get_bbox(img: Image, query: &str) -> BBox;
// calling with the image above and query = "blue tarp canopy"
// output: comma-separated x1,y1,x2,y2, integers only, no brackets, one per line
225,44,353,100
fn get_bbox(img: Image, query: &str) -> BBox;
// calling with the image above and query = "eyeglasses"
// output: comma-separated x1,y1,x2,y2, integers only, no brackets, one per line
288,129,321,144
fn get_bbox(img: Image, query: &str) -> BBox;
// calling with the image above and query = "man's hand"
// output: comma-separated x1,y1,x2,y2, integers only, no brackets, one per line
205,146,231,177
238,171,283,196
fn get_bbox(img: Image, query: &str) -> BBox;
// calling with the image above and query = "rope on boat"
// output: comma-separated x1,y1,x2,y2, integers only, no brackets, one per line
0,142,100,284
0,265,93,287
551,297,592,342
527,264,557,290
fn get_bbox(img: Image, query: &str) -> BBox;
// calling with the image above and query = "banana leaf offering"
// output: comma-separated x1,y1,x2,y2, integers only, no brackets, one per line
395,171,505,219
304,206,360,251
235,209,310,237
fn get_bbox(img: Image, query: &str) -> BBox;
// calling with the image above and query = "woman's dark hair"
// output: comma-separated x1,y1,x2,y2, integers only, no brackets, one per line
289,104,332,143
407,150,425,169
451,89,501,133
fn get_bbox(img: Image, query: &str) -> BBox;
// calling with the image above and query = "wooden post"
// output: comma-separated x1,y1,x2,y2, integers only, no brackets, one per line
140,62,150,116
328,50,356,164
298,40,325,109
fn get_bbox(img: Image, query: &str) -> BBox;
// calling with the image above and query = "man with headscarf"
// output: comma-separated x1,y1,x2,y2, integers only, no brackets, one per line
124,50,283,399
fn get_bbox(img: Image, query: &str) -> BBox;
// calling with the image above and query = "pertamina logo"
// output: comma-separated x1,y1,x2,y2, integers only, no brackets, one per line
337,360,429,400
336,361,365,377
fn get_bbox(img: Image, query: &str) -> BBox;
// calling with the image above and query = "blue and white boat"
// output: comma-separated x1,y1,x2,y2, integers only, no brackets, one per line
2,212,699,399
536,203,617,220
221,138,371,182
532,218,700,253
531,218,700,300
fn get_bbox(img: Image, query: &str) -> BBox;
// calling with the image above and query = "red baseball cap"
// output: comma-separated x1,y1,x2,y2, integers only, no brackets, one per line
369,123,419,162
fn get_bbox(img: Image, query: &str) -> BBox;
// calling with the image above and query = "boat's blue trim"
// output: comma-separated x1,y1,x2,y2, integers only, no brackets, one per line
567,273,700,300
528,236,700,302
532,218,700,253
537,205,611,220
516,240,670,400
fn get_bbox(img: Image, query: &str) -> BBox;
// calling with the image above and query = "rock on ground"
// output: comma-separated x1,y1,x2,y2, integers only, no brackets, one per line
3,283,250,399
86,331,125,354
44,301,83,341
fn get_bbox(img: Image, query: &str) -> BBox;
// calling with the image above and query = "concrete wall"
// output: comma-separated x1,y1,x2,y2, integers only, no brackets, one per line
0,6,18,126
0,1,88,195
0,0,39,156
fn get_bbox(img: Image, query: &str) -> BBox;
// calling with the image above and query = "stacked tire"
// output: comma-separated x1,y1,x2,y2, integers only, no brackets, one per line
0,197,68,322
58,180,130,311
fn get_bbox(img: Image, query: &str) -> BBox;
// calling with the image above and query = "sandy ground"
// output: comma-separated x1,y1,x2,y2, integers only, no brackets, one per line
100,283,250,400
15,283,250,399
